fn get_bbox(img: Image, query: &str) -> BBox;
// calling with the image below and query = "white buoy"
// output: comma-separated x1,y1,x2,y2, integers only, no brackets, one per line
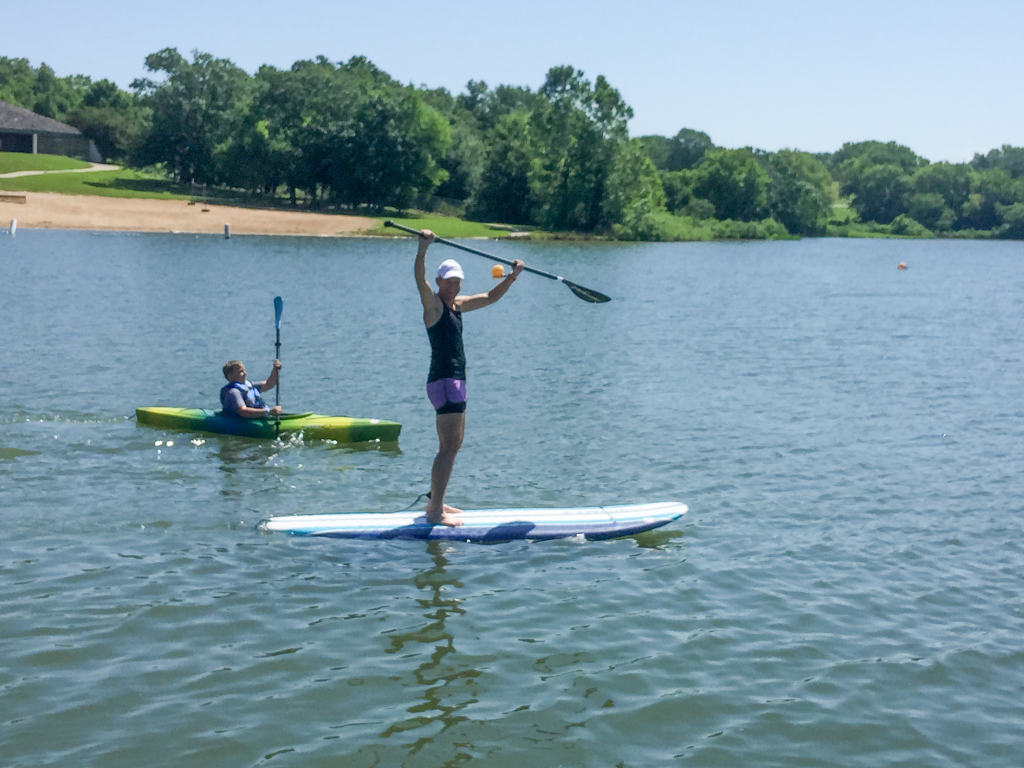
9,219,16,236
224,223,230,239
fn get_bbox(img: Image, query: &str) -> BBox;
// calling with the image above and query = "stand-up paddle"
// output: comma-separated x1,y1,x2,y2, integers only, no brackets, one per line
273,296,283,437
384,220,611,303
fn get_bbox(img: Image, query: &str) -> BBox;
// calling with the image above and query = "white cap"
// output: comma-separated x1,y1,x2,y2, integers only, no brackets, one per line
437,259,465,280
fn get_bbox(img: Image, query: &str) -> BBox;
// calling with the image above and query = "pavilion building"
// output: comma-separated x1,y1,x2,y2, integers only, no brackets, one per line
0,99,102,162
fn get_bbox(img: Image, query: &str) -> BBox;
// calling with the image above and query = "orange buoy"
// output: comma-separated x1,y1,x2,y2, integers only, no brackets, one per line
897,262,907,270
491,264,505,278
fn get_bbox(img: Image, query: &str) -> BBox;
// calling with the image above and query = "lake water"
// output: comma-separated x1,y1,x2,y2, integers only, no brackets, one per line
2,229,1023,767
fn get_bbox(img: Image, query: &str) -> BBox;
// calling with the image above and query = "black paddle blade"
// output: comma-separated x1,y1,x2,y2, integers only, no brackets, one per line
565,281,611,303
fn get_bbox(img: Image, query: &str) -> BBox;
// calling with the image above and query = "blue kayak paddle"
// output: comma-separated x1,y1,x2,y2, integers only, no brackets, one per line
274,296,283,436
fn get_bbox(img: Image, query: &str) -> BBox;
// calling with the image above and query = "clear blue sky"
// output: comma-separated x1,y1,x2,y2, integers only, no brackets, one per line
5,0,1022,162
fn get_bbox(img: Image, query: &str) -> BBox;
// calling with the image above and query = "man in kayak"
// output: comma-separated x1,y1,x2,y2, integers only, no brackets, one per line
220,359,283,418
415,229,525,526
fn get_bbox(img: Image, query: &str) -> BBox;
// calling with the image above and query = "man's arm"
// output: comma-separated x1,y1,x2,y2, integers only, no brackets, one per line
415,230,442,326
456,260,526,313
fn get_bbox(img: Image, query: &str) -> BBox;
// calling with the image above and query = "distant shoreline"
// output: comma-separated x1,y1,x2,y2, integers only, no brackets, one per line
0,192,376,237
6,191,1007,243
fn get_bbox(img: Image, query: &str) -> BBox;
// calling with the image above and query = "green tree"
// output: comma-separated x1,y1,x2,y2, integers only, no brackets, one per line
830,140,927,181
0,58,93,122
971,145,1024,179
667,128,714,171
995,202,1024,238
832,141,926,224
758,149,836,235
660,169,699,213
455,80,489,122
456,81,542,133
640,129,714,172
601,138,666,228
31,64,89,120
638,135,675,171
529,66,632,231
420,87,486,202
65,80,150,161
219,115,287,196
960,168,1020,230
334,87,450,209
692,148,769,222
910,162,972,221
906,193,953,231
469,110,536,224
433,119,485,202
844,163,911,224
0,57,38,108
245,59,333,201
243,56,450,209
133,48,256,185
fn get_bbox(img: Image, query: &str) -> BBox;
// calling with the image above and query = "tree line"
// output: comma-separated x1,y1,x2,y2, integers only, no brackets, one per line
819,141,1024,239
2,52,1023,240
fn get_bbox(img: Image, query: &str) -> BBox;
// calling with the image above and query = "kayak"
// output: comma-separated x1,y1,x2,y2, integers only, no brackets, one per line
136,407,401,443
259,502,687,541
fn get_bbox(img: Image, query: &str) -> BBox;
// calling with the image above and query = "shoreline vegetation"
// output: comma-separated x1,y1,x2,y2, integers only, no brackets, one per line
2,53,1023,242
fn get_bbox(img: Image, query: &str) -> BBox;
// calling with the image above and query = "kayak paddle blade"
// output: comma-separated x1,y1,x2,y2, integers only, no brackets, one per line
565,281,611,303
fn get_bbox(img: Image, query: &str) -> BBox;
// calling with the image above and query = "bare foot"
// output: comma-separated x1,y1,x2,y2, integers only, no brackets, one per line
425,507,463,527
443,503,463,516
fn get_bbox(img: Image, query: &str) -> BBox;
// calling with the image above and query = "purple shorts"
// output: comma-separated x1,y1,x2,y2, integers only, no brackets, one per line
427,377,467,415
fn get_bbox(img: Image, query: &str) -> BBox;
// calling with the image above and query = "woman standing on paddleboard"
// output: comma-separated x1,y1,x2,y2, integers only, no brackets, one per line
414,229,525,526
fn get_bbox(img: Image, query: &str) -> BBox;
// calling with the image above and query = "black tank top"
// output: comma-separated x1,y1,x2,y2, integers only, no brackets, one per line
426,303,465,382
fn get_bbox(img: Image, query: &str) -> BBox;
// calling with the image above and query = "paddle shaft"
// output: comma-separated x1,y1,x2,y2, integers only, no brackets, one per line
388,220,561,278
383,220,610,303
273,296,283,436
275,330,281,408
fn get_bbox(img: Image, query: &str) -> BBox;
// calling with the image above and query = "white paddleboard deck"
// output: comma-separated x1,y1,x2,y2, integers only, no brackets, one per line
259,501,687,542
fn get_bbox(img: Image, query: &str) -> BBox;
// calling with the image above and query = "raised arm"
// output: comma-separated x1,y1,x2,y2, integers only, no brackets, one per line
414,230,443,326
256,359,281,392
456,259,526,313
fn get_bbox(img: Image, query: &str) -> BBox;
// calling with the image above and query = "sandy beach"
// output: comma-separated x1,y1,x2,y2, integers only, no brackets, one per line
0,192,376,236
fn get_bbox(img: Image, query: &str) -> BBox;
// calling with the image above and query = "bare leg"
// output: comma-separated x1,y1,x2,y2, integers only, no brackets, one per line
424,412,465,526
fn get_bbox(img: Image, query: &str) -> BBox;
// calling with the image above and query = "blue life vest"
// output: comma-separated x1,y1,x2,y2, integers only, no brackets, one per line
220,380,267,414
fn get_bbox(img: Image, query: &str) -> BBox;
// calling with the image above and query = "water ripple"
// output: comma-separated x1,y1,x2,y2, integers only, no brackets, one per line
2,233,1024,766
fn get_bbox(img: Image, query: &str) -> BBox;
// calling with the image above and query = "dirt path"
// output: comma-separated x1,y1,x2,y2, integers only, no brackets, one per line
0,192,376,237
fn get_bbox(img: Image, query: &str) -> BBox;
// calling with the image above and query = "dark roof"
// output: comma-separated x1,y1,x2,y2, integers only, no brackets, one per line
0,99,81,135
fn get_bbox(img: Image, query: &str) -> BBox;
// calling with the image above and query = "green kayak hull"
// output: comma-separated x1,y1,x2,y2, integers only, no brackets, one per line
136,407,401,443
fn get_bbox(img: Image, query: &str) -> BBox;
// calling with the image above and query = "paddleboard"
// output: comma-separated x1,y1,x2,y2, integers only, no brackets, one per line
258,501,686,542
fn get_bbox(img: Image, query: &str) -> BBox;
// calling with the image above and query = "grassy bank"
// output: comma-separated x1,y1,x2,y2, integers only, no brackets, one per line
0,152,92,174
0,168,196,199
365,216,525,239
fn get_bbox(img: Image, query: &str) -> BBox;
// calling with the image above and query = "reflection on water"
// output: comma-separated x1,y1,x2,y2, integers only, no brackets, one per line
330,440,403,455
213,436,276,472
630,528,685,549
0,446,40,459
382,542,479,759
